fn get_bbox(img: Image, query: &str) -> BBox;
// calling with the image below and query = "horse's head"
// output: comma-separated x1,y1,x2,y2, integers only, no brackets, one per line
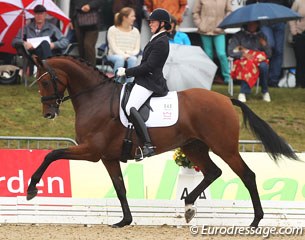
33,56,68,119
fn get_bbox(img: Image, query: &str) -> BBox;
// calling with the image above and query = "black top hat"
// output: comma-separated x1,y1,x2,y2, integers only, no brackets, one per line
33,5,47,13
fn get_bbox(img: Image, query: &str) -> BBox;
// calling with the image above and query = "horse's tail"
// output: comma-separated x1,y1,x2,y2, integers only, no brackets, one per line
231,98,299,162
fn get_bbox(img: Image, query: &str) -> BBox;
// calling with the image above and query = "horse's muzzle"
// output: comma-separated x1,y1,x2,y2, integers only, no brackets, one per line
43,106,59,119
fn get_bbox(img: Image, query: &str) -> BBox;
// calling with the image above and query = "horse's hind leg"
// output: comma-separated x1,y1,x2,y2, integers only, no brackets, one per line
223,153,264,228
181,141,222,223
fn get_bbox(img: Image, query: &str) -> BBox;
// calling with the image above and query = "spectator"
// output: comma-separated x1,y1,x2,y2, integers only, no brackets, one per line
246,0,294,87
192,0,232,84
12,4,69,60
112,0,144,32
289,0,305,88
168,15,191,45
228,21,272,102
144,0,187,25
69,0,103,66
107,7,141,83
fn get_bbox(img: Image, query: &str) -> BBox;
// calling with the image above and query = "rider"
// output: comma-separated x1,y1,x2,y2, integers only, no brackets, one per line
116,8,171,161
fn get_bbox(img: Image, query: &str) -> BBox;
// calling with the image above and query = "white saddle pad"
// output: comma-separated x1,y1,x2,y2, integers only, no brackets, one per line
119,84,179,128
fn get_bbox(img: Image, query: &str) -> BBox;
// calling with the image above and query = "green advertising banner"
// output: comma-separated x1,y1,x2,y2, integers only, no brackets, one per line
69,152,305,202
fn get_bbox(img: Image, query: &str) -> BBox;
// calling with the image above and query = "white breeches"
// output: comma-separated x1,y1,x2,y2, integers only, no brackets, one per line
125,83,153,116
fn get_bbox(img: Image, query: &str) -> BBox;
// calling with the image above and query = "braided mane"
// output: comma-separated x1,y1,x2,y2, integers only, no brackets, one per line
47,54,112,80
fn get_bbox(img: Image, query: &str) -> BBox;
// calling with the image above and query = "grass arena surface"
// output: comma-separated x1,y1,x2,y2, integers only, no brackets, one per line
0,84,305,152
0,224,304,239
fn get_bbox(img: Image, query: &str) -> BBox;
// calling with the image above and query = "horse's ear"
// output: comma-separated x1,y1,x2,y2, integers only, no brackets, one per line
32,55,44,69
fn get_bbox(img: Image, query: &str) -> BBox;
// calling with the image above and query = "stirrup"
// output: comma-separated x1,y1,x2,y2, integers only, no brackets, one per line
134,145,155,161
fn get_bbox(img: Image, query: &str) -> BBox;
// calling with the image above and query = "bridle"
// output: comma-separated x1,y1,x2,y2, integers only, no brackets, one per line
36,60,116,113
37,61,70,109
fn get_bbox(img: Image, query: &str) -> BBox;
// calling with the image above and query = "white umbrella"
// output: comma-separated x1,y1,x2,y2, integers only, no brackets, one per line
163,44,217,91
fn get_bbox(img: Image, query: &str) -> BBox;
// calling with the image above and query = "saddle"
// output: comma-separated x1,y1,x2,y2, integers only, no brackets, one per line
119,83,178,162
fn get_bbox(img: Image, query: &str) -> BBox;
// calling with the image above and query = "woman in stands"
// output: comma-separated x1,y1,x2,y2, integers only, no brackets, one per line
107,7,141,83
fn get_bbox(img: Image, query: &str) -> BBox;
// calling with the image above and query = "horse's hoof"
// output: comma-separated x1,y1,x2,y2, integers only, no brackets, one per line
185,204,196,223
111,219,132,228
250,221,259,228
111,224,121,228
250,215,263,228
26,188,38,201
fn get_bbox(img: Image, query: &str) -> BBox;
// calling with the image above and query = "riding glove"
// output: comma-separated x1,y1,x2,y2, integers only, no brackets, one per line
116,67,126,77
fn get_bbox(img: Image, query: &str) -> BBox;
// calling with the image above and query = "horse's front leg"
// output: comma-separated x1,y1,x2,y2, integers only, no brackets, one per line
27,148,69,200
27,145,96,200
102,160,132,228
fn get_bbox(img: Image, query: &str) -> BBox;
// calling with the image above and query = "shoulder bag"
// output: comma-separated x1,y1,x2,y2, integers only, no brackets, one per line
76,10,99,27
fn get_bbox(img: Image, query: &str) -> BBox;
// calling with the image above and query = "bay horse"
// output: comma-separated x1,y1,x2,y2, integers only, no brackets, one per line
27,55,298,228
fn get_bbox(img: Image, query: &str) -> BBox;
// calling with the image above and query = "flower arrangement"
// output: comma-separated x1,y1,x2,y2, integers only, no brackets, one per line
173,148,198,170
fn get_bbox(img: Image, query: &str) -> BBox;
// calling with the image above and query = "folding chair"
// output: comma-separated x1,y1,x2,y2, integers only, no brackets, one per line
14,43,33,86
15,42,79,86
63,42,79,56
96,42,114,73
228,57,234,96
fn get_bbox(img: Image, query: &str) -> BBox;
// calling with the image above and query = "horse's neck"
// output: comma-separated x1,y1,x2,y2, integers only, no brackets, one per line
53,57,119,113
66,67,100,95
68,74,120,116
72,81,121,133
54,59,102,96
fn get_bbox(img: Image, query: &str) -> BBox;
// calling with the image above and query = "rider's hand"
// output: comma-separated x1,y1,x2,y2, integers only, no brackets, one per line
116,67,126,77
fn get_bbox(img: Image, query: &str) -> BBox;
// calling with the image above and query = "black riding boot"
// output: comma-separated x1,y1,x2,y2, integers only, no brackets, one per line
129,107,155,161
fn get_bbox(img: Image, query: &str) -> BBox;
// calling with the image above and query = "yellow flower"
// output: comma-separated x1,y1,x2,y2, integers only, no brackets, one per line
173,148,194,169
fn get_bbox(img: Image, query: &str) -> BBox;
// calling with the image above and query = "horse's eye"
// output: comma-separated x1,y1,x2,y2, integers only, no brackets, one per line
41,81,49,88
